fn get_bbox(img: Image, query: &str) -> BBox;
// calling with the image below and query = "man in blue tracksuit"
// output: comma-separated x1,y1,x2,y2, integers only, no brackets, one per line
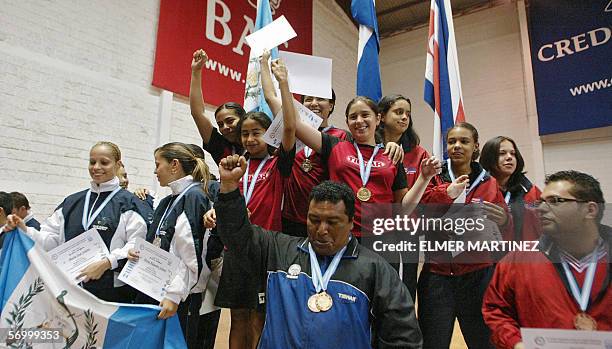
216,154,422,348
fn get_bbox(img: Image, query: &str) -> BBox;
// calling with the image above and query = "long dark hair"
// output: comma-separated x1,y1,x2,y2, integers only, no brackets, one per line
480,136,526,192
237,111,276,156
376,94,420,151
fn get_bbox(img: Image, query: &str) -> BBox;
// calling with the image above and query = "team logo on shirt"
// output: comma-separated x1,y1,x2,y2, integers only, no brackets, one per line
346,156,386,168
405,167,417,175
337,293,357,303
242,171,270,183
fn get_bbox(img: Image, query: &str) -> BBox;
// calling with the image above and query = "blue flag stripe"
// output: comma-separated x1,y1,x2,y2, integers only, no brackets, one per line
0,230,34,313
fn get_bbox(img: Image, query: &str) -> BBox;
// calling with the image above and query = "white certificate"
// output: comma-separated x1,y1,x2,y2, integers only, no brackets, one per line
48,228,110,283
278,51,333,99
245,15,297,57
263,99,323,151
521,328,612,349
118,237,180,302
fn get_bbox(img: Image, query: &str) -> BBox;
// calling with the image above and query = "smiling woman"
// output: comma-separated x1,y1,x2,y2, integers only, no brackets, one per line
9,141,148,304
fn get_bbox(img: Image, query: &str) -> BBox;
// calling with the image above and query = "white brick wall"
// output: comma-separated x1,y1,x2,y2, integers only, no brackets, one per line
379,3,612,201
0,0,359,219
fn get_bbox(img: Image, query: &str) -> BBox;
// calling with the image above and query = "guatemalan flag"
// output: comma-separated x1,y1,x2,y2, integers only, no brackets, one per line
243,0,279,119
0,229,186,348
424,0,466,160
352,0,382,102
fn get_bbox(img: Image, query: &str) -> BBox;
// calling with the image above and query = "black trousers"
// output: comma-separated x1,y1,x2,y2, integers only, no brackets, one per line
196,310,221,349
417,267,495,349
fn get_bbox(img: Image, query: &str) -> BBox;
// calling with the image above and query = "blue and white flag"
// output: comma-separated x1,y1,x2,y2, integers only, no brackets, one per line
424,0,466,160
243,0,279,118
0,229,186,349
351,0,382,102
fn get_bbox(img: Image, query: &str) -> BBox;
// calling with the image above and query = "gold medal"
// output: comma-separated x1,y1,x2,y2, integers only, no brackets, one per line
152,236,161,248
316,292,333,312
301,159,313,173
574,312,597,330
356,187,372,202
308,294,320,313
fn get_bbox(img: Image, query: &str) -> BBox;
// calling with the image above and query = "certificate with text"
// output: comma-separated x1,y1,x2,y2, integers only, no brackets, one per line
118,238,180,302
522,328,612,349
48,228,110,283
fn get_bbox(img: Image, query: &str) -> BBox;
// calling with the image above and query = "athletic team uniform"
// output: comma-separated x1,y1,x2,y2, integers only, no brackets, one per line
319,133,408,237
501,174,542,241
282,127,348,237
139,175,217,346
202,129,243,164
216,188,423,348
483,226,611,349
419,161,512,349
215,146,295,310
25,177,148,302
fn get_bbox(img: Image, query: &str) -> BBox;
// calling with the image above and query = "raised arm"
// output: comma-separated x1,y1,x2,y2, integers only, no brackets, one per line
270,60,296,152
190,49,215,144
260,50,282,116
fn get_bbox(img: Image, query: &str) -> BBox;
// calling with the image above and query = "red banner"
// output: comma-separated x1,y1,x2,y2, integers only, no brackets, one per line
153,0,313,106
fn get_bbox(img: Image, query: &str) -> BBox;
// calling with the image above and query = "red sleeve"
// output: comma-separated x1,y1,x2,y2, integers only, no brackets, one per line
421,175,454,204
524,185,541,204
482,260,523,349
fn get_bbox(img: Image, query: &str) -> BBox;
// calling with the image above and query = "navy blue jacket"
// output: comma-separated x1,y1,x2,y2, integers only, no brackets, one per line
216,189,422,349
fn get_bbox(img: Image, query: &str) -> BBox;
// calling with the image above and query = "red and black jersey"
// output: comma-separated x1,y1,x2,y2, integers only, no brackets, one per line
203,129,243,164
283,127,349,225
320,133,407,237
239,146,295,232
483,229,612,349
401,145,430,189
421,161,514,275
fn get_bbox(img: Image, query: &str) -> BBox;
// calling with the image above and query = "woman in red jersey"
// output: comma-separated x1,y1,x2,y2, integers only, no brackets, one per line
480,136,542,241
419,122,512,349
210,60,297,349
376,94,430,301
290,93,440,238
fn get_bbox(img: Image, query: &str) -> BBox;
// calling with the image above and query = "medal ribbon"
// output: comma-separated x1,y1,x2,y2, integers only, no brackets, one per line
82,187,121,230
308,243,347,293
155,182,200,238
354,143,383,188
447,161,487,195
304,126,333,158
562,251,598,312
243,155,270,205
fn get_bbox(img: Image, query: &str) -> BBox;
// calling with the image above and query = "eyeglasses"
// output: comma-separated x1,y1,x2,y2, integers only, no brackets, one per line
535,197,588,207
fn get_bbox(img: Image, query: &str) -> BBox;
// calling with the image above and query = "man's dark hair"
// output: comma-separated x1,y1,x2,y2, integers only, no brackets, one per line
309,181,355,220
10,192,29,210
545,170,605,222
0,192,14,218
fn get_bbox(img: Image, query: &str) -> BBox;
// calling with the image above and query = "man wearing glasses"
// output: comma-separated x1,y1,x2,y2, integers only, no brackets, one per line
482,170,611,349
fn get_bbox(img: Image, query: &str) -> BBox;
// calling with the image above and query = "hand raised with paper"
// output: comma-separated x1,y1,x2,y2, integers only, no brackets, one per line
191,49,208,71
271,59,289,84
260,49,271,65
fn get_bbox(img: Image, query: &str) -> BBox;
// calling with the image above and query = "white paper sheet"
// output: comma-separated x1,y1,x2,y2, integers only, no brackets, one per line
279,51,332,99
521,328,612,349
245,16,297,57
118,238,180,302
48,228,110,283
263,99,323,151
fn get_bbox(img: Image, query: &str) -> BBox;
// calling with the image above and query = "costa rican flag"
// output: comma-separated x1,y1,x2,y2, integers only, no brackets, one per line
352,0,382,102
424,0,466,160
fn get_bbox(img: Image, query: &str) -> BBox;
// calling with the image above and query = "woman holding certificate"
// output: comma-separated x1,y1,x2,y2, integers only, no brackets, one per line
128,142,217,347
15,141,148,303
